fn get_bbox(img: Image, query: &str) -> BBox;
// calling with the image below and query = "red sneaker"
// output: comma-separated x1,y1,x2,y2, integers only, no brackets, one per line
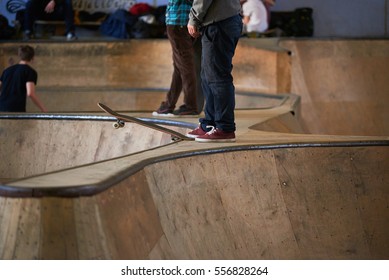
195,127,236,143
186,125,207,138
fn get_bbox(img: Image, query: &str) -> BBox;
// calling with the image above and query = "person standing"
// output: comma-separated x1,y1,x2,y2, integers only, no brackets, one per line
0,45,47,112
241,0,268,34
186,0,242,142
152,0,202,117
23,0,77,40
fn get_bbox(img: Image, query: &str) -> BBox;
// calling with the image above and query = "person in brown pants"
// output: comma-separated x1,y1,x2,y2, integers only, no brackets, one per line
152,0,202,117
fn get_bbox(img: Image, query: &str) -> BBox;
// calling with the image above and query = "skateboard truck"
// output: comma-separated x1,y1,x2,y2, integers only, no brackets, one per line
113,120,125,129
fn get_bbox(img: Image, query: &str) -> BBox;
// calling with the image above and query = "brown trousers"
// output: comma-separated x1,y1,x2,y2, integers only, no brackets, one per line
165,25,199,111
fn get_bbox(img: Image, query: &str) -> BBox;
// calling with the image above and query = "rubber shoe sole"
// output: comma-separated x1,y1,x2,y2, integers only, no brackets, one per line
152,111,175,117
194,127,236,143
195,137,236,143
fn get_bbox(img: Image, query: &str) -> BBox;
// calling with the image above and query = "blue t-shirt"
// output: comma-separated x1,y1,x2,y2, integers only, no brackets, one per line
0,64,38,112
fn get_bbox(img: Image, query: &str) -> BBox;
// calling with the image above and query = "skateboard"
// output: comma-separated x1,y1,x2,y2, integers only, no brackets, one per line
98,103,193,141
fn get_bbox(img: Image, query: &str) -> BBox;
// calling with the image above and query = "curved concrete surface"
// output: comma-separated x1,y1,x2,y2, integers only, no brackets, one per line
0,143,387,259
0,115,189,182
280,39,389,136
0,92,289,183
148,145,388,259
0,95,387,259
0,39,388,260
0,39,290,112
24,89,288,112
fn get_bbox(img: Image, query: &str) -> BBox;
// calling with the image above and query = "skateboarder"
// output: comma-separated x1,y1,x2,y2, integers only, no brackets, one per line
152,0,202,117
0,45,47,112
186,0,242,142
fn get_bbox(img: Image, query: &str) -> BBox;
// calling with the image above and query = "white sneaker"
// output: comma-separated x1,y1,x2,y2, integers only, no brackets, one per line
66,32,78,41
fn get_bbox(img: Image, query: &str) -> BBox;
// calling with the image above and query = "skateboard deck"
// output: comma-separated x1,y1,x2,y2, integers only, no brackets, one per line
98,103,193,141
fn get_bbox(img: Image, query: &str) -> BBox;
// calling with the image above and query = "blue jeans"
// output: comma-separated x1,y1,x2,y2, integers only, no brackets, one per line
199,14,242,132
24,0,75,34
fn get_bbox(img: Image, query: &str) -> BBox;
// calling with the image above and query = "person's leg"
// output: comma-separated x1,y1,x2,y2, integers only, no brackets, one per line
186,41,214,138
193,37,204,113
153,25,185,116
24,0,42,34
170,26,198,114
164,25,184,110
198,29,216,131
63,0,76,35
201,15,242,132
185,50,213,138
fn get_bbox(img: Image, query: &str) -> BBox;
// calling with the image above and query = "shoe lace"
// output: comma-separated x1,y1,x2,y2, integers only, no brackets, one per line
205,126,216,134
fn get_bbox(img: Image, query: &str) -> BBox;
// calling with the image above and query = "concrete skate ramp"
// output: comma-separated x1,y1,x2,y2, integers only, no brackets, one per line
23,88,288,112
0,91,287,182
0,93,388,259
146,145,389,259
0,115,189,182
0,144,387,259
280,39,389,136
0,39,388,260
0,39,290,112
0,96,388,259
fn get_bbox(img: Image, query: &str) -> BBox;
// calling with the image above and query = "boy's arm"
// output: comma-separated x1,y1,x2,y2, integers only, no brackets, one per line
188,0,211,38
189,0,213,25
242,15,250,25
26,82,47,112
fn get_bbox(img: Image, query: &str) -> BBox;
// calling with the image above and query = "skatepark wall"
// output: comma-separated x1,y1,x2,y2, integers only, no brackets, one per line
1,38,387,137
0,118,187,182
0,39,290,93
280,39,389,136
0,145,387,259
0,35,388,259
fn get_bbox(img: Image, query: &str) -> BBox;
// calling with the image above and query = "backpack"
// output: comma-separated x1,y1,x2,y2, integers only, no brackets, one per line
270,7,314,37
100,9,137,39
285,8,314,37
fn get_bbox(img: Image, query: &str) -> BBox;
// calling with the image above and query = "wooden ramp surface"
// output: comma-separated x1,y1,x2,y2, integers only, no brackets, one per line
280,39,389,136
0,39,388,260
0,95,388,259
0,143,387,259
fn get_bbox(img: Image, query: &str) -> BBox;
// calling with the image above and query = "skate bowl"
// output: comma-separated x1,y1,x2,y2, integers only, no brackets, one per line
0,91,288,183
279,39,389,136
0,39,388,260
0,99,388,259
0,132,387,259
0,39,290,112
0,115,191,182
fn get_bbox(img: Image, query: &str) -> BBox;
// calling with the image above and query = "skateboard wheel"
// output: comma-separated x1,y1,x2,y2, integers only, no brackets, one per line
113,120,125,129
